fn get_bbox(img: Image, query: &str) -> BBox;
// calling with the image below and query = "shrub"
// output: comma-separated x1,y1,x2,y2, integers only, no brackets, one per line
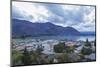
12,50,23,65
54,42,75,53
81,47,93,55
57,53,69,63
21,47,32,65
54,42,66,53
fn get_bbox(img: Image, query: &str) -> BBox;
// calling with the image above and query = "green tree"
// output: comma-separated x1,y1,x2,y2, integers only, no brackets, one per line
66,46,75,53
36,45,43,55
81,47,93,55
21,47,32,65
54,42,66,53
54,42,75,53
85,38,91,47
30,51,39,64
57,53,69,63
12,50,23,66
81,39,93,55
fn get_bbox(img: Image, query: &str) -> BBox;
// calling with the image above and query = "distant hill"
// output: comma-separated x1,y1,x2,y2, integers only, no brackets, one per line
12,19,81,37
80,32,95,36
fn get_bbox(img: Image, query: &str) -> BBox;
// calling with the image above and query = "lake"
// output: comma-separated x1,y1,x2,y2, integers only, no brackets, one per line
31,35,95,41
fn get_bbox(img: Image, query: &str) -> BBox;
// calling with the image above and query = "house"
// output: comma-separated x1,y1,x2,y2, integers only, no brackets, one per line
65,41,76,47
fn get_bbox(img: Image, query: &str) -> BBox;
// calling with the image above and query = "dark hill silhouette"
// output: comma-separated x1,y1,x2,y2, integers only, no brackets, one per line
12,19,80,37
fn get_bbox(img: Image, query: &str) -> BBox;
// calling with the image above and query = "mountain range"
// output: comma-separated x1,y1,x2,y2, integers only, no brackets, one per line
12,19,95,37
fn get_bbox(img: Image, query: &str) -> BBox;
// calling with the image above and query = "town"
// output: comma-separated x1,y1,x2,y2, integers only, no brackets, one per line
12,38,96,66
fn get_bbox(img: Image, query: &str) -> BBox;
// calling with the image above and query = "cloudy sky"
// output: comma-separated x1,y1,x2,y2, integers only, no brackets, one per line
12,1,95,32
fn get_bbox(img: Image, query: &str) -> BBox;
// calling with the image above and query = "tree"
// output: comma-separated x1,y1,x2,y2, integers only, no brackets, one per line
81,39,93,55
21,47,32,65
54,42,75,53
66,46,75,53
36,45,43,55
12,50,23,66
57,53,69,63
81,47,93,55
54,42,66,53
30,52,39,64
85,38,91,47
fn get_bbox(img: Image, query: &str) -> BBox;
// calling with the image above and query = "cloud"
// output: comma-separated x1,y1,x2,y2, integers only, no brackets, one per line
12,1,95,32
12,2,50,22
42,4,84,23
